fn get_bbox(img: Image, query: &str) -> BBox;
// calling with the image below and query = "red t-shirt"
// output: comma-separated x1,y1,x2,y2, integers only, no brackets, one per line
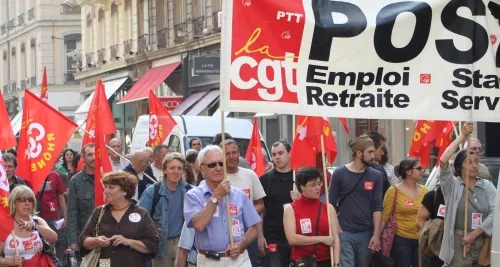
36,172,67,221
290,196,330,262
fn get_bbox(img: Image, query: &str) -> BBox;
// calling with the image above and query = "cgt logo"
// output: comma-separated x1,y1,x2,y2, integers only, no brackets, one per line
242,0,251,6
420,74,431,84
281,31,291,40
25,122,46,160
149,114,158,140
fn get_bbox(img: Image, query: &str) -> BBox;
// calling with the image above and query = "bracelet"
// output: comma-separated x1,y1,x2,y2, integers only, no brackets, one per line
129,239,134,250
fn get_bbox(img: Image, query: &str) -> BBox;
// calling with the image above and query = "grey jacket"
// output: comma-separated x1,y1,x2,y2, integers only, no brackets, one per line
67,170,95,244
438,166,496,264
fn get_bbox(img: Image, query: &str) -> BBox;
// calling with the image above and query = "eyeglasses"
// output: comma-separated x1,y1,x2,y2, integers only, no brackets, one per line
413,167,423,171
203,161,224,168
16,197,34,203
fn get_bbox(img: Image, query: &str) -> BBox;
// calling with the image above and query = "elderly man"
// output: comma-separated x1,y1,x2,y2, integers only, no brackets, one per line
108,138,128,171
123,150,153,200
143,147,155,163
464,138,492,180
184,145,261,267
144,145,170,181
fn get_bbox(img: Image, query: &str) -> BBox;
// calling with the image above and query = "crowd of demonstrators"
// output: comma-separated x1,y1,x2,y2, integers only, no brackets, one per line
284,167,341,267
382,158,427,267
80,172,159,267
0,185,58,267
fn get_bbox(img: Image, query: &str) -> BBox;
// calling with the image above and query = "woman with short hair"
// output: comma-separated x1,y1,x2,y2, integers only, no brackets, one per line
283,167,341,267
0,185,58,267
80,171,159,267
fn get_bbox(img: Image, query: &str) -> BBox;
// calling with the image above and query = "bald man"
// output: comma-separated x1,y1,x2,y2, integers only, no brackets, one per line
108,138,128,171
142,147,154,163
123,150,153,200
464,138,492,180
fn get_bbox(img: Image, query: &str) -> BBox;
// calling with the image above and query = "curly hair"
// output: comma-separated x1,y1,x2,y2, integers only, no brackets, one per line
102,171,139,200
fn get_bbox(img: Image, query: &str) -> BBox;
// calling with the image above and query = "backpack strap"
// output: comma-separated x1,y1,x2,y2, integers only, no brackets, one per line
150,182,162,217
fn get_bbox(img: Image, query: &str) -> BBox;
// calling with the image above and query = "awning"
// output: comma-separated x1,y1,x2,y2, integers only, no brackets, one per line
10,111,23,135
118,62,181,104
186,90,220,115
75,77,128,115
170,91,208,115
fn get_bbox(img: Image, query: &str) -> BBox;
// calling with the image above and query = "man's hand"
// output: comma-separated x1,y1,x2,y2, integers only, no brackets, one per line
462,122,473,137
462,232,479,252
226,242,243,260
68,243,78,250
368,235,381,252
290,190,300,201
257,234,268,256
213,180,231,200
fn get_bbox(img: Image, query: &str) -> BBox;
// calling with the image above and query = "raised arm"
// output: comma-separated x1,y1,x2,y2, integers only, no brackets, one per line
440,122,473,169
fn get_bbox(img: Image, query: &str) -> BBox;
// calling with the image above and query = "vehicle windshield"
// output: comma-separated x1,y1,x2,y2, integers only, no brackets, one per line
184,136,270,160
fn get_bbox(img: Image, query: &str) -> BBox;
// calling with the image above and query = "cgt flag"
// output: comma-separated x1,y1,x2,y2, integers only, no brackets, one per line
16,90,77,194
40,67,48,102
0,151,14,242
149,91,177,148
94,127,113,207
245,117,264,177
408,120,452,168
0,91,16,150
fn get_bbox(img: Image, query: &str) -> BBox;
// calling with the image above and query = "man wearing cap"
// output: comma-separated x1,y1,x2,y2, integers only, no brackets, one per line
328,135,383,267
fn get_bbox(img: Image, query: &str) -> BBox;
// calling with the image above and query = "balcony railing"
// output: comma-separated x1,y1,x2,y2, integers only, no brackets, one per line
213,11,221,32
10,82,16,91
20,80,26,90
86,53,93,66
110,44,118,60
174,23,186,44
29,76,36,86
64,72,77,84
157,28,168,49
62,4,81,14
97,48,106,64
18,14,24,26
123,39,132,55
8,19,14,28
3,85,8,94
28,8,34,20
193,17,204,37
138,34,149,53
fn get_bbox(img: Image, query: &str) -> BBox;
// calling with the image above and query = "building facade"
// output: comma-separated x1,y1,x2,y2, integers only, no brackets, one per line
0,0,82,123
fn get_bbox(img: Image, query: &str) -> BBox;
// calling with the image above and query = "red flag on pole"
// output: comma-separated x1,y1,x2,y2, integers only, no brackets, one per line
16,90,78,192
435,121,456,164
40,67,48,102
149,91,177,148
245,117,264,177
94,127,113,207
338,118,350,135
408,120,453,168
0,151,14,242
0,91,16,150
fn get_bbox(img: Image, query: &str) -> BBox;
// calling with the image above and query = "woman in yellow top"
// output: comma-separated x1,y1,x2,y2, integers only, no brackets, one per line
382,158,428,267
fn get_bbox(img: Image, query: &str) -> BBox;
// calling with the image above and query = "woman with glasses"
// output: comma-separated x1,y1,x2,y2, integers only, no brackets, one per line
0,185,58,267
283,167,341,267
381,158,427,267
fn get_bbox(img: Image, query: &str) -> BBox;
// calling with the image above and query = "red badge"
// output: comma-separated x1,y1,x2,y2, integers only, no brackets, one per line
268,244,278,253
405,200,414,206
420,74,431,84
230,205,238,215
30,232,37,240
242,189,251,200
9,239,19,248
22,240,33,251
364,181,373,190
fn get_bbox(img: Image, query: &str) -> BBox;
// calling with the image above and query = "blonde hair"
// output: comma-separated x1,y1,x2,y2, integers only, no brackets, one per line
8,185,37,216
162,152,186,171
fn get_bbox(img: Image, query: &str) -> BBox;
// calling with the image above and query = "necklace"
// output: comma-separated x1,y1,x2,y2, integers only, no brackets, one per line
13,217,28,230
111,202,130,211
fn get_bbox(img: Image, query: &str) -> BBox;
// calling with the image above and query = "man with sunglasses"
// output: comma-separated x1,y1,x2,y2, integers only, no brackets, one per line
184,145,261,267
464,138,492,180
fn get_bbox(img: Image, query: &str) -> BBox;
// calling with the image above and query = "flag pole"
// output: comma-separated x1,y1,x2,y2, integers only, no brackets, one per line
320,135,334,267
292,115,296,190
220,111,234,247
463,134,471,258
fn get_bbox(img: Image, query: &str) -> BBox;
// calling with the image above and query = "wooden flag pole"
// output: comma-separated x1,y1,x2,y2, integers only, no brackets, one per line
292,115,297,190
463,135,471,258
320,135,334,267
220,111,234,247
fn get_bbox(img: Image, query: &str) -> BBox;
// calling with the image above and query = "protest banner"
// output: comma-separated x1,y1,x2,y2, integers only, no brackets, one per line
221,0,500,122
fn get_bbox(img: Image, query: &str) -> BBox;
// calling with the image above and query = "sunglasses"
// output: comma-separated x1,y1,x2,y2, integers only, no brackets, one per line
16,197,34,203
203,161,224,168
413,167,423,171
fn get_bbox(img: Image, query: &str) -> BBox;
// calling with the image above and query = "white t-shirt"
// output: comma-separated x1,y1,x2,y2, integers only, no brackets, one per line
227,168,266,201
151,164,163,180
110,157,129,172
4,228,43,260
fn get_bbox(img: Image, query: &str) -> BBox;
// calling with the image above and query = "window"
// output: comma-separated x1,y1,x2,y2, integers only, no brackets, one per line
98,7,105,49
138,0,145,36
3,51,8,88
30,39,36,84
10,47,16,87
156,0,167,30
124,0,133,41
20,43,25,85
173,0,185,25
64,34,80,84
110,2,118,45
168,135,182,152
86,12,93,54
213,0,222,12
192,0,203,19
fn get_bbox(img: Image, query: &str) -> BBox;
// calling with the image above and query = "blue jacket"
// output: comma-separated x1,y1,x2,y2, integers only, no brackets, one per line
138,179,193,258
123,164,154,199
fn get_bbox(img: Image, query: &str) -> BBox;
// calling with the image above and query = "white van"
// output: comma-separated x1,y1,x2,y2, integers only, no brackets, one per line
130,115,270,159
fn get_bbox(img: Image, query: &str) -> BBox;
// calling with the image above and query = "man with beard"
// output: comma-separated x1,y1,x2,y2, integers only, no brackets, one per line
328,135,383,267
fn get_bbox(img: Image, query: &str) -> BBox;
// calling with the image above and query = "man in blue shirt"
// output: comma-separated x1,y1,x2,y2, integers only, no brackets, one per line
184,145,261,267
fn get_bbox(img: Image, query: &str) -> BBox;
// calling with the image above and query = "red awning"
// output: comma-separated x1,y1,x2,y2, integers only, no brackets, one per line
118,62,180,104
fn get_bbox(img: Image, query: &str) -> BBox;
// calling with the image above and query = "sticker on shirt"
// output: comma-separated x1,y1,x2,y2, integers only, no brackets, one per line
129,213,142,223
242,189,251,200
472,213,483,229
230,205,238,215
33,241,42,253
99,259,111,267
22,240,33,251
364,181,374,191
232,219,242,237
437,204,446,217
30,232,37,240
49,202,56,212
268,243,278,253
9,239,19,248
405,200,414,207
300,218,312,234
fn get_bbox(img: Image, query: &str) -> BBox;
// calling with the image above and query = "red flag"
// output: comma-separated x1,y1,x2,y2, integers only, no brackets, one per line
40,67,48,102
435,121,456,164
291,116,338,170
16,90,78,192
339,118,350,135
408,120,452,168
0,151,14,242
149,91,177,148
0,91,16,150
245,117,264,177
94,127,113,207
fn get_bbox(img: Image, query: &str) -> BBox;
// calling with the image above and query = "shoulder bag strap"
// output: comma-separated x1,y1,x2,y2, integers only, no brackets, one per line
312,202,323,256
94,205,107,237
337,168,367,210
391,186,399,216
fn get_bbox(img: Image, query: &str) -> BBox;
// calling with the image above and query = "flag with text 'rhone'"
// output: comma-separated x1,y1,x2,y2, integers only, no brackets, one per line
0,91,16,150
16,90,77,192
40,67,48,102
148,91,177,148
409,120,453,168
0,151,14,242
245,117,264,177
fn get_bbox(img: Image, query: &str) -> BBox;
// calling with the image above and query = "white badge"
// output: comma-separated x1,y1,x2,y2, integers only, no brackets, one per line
232,219,242,237
300,219,312,234
472,213,482,229
129,213,141,223
437,204,446,217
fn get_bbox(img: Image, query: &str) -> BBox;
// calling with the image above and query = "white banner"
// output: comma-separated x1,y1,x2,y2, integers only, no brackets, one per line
221,0,500,122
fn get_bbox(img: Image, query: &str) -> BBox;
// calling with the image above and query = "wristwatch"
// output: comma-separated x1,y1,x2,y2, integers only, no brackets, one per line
210,197,219,205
